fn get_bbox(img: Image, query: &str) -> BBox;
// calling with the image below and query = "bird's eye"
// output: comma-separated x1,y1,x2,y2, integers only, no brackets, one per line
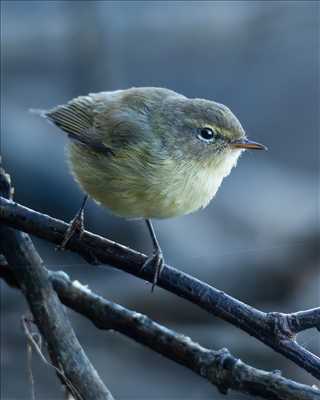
198,127,215,143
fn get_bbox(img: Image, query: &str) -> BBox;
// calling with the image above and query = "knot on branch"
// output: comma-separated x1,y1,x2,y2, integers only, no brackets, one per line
267,312,296,341
205,348,238,394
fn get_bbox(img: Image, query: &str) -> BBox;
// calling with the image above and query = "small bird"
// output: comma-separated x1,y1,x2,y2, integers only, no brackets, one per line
34,87,267,290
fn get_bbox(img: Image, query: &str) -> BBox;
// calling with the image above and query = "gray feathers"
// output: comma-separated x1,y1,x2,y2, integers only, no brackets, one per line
33,96,113,156
32,87,245,161
45,96,94,135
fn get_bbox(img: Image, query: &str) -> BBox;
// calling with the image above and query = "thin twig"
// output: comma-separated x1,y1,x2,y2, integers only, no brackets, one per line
21,316,83,400
26,332,36,400
0,195,319,380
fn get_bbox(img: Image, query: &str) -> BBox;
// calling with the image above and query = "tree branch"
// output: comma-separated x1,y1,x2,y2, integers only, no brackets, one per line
0,195,319,380
2,264,319,400
0,170,115,400
284,309,320,334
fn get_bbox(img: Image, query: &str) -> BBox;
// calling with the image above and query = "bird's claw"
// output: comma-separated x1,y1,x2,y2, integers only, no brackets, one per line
56,210,85,251
141,249,165,292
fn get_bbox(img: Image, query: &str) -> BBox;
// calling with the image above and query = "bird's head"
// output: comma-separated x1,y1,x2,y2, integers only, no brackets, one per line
154,95,267,169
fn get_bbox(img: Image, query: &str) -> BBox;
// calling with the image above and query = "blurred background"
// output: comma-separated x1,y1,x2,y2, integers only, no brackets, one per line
1,1,319,399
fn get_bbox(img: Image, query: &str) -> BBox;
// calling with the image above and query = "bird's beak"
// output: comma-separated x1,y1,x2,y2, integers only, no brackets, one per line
231,138,268,151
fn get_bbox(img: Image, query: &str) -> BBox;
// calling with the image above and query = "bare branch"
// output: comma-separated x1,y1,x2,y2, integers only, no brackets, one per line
21,316,84,400
286,309,320,334
52,273,320,400
0,170,115,400
0,194,319,380
2,265,320,399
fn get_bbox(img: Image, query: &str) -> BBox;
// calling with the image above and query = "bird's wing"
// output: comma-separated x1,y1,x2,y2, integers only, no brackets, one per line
33,95,114,157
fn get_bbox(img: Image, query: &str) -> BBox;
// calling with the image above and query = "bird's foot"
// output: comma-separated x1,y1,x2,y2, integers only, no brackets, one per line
56,209,85,251
141,249,165,292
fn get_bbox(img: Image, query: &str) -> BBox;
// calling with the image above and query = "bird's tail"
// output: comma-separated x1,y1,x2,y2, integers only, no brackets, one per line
29,108,47,118
30,97,113,156
29,96,94,137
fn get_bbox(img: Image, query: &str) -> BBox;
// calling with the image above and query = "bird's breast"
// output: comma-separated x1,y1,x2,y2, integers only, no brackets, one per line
154,150,241,218
69,142,241,219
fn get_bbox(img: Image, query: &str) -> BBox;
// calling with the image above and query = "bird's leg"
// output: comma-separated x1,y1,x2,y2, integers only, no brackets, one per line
56,195,88,251
141,219,165,292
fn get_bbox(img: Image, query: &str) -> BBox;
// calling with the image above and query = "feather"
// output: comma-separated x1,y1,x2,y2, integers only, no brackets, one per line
31,97,113,157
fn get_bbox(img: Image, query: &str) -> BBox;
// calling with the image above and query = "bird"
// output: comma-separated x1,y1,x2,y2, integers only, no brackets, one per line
33,87,267,291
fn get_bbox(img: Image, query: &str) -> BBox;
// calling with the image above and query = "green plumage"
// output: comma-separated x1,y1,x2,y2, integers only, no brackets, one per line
40,87,247,219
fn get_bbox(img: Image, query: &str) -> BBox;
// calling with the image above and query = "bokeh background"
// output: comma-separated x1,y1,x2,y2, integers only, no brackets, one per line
1,1,319,399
